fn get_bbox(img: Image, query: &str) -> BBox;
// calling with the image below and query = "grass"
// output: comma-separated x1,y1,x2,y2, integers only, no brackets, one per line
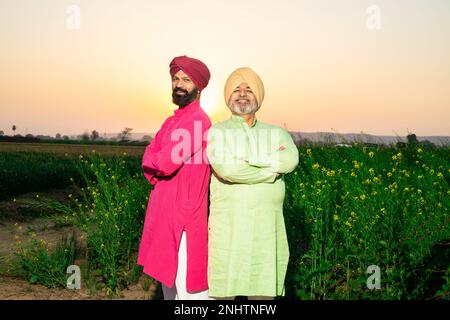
0,142,145,155
13,232,78,288
0,145,144,200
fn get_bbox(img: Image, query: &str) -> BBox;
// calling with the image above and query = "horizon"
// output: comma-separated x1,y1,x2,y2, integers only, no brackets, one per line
2,128,449,139
1,0,449,136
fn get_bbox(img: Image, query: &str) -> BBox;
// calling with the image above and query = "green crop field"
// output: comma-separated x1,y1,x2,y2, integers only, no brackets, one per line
0,142,449,299
0,143,144,200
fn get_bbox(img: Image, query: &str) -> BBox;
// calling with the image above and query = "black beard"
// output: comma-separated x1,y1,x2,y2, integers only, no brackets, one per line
172,87,198,107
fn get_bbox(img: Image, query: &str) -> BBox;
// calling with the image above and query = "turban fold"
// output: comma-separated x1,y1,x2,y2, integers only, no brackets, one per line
224,67,265,107
169,55,211,92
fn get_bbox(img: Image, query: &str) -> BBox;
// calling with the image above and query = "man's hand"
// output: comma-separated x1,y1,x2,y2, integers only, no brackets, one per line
278,145,286,151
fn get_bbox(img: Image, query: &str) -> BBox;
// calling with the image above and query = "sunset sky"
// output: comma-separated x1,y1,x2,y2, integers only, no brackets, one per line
0,0,449,137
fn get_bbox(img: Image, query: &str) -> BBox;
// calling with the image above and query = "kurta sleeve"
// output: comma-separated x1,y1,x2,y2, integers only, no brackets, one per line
142,115,210,177
142,130,162,185
206,128,277,184
247,127,299,174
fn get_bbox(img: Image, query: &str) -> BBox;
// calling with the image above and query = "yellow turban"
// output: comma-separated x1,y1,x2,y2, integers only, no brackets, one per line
224,67,265,107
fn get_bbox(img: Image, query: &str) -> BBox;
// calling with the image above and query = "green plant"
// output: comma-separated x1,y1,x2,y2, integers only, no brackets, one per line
284,145,450,299
14,233,78,288
70,154,150,296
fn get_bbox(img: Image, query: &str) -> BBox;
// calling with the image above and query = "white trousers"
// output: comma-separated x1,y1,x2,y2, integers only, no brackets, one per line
161,231,211,300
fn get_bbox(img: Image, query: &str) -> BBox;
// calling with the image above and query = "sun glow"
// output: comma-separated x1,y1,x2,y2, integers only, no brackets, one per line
200,85,221,115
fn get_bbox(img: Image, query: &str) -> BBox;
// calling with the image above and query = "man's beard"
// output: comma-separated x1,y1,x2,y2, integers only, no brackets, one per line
172,87,198,107
229,100,259,115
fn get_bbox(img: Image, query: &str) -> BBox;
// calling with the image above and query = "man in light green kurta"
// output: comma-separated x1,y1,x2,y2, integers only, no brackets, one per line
206,67,299,299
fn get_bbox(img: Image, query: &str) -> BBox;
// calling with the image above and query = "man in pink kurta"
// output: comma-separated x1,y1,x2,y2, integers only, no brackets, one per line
137,56,212,299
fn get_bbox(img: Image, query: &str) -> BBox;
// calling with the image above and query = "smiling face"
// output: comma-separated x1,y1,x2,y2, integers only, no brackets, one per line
171,70,199,107
227,82,259,115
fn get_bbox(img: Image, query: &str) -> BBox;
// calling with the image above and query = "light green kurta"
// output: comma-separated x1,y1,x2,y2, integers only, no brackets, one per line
206,114,299,297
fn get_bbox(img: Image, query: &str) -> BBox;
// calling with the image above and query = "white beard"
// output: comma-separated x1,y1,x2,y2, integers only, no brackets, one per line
229,100,259,115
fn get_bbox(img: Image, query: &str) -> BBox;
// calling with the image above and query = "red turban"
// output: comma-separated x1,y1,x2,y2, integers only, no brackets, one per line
169,55,211,92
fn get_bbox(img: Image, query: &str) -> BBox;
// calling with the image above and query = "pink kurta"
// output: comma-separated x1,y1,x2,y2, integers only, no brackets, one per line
137,100,211,292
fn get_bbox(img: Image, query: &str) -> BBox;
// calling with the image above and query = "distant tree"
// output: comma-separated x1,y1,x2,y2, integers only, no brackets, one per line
25,134,34,138
406,133,419,153
118,127,133,142
91,130,99,141
407,133,418,145
141,134,152,142
403,133,420,165
0,130,4,136
63,135,69,140
12,125,16,136
81,132,90,141
55,133,61,139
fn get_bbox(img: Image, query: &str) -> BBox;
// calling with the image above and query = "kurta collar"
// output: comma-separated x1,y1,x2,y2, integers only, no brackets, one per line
230,114,257,128
173,99,200,117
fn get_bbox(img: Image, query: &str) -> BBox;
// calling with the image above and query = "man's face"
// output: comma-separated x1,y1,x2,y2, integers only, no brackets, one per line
228,82,259,115
172,70,198,107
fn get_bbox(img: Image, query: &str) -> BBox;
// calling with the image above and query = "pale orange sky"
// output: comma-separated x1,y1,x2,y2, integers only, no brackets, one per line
0,0,449,137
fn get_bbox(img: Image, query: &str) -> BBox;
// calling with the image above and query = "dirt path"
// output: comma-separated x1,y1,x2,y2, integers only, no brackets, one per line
0,188,159,300
0,218,75,257
0,275,157,300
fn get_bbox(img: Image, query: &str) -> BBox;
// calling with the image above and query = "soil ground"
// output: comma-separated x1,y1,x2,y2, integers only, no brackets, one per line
0,187,160,300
